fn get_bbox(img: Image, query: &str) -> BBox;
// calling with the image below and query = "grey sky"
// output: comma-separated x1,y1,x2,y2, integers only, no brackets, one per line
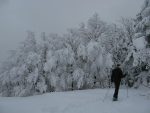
0,0,145,62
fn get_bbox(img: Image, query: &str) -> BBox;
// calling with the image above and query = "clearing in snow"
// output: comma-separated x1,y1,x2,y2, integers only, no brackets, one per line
0,88,149,113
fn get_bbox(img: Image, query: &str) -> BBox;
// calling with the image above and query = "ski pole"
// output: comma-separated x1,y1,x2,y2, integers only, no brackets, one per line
103,88,110,102
126,75,129,97
103,80,112,102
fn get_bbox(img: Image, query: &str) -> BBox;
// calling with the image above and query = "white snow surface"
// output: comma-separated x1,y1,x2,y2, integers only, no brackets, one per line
133,37,146,50
0,88,149,113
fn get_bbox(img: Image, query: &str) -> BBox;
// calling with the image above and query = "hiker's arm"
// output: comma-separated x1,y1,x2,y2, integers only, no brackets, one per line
120,69,125,78
111,70,114,82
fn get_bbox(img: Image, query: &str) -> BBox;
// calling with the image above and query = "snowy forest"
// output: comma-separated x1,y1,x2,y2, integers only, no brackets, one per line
0,0,150,97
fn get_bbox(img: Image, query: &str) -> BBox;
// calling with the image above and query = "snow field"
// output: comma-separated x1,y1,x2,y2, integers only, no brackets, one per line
0,88,149,113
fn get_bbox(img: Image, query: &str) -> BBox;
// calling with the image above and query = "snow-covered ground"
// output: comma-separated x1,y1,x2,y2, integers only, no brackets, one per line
0,88,149,113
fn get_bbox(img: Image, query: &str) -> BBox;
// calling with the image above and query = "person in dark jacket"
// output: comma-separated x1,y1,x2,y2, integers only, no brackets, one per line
111,64,124,101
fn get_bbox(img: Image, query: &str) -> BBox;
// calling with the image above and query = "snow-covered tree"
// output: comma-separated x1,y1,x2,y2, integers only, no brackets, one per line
123,0,150,88
78,13,107,45
0,31,42,96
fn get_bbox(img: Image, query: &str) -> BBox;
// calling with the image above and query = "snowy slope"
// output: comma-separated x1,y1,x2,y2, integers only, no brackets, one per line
0,88,149,113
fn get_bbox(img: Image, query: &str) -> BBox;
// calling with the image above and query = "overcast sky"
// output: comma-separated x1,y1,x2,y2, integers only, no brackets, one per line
0,0,145,62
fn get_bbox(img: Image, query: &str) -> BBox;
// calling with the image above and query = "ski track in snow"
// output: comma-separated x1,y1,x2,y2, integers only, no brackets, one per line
0,88,149,113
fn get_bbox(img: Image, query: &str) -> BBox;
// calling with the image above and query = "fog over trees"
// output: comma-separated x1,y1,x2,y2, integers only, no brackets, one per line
0,0,150,96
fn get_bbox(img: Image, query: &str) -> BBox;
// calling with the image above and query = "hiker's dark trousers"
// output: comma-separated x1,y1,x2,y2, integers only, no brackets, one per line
113,80,121,99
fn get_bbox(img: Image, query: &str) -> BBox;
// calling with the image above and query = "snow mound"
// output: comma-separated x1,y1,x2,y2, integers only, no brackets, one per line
133,37,146,50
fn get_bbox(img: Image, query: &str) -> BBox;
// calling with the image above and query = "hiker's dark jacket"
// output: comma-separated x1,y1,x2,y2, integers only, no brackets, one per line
111,67,123,83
